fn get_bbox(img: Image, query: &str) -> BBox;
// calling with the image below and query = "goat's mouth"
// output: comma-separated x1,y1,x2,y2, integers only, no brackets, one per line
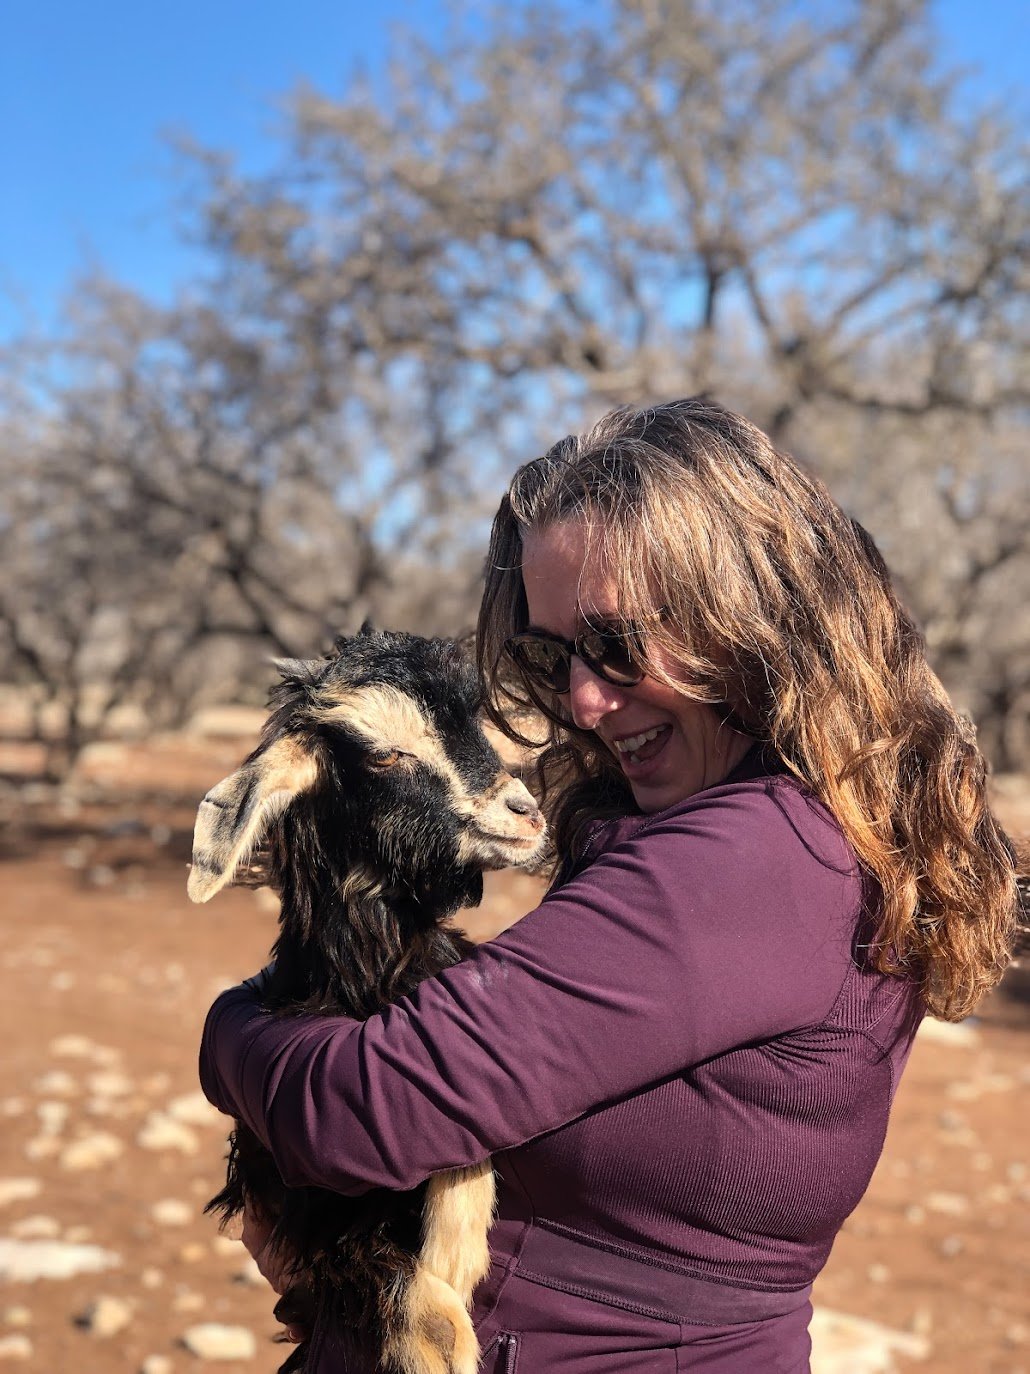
468,825,542,849
462,821,547,870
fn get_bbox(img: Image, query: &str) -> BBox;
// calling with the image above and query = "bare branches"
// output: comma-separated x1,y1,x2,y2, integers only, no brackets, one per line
0,0,1027,774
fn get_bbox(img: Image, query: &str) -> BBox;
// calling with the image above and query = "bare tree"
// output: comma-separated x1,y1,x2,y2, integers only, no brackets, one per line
1,0,1027,775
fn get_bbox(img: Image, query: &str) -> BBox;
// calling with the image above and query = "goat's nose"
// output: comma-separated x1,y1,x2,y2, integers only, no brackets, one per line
506,791,537,816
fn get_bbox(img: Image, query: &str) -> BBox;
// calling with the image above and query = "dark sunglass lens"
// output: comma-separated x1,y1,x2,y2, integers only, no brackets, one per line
580,627,644,686
511,637,571,693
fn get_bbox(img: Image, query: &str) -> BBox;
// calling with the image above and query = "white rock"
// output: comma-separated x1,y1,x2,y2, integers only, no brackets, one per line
926,1191,970,1216
137,1114,198,1156
0,1101,26,1119
23,1138,59,1162
810,1309,930,1372
64,1226,92,1244
33,1071,76,1097
178,1243,207,1264
0,1239,121,1282
84,1095,131,1118
140,1268,164,1290
75,1295,133,1337
35,1102,69,1137
86,1071,133,1097
916,1017,979,1048
0,1181,41,1209
166,1092,222,1129
48,1034,95,1059
0,1310,30,1329
210,1235,242,1258
180,1324,257,1360
9,1217,60,1241
59,1132,124,1171
0,1334,32,1360
151,1200,193,1228
47,1035,121,1068
171,1290,204,1314
140,1357,173,1374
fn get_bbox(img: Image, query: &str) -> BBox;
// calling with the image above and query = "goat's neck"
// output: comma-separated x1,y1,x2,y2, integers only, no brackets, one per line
267,866,477,1019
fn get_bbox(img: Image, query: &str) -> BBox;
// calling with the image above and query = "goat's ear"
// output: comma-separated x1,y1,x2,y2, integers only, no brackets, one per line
272,657,323,688
187,737,319,904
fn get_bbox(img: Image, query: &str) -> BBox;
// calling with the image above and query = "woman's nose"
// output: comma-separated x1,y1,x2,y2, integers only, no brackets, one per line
568,655,626,731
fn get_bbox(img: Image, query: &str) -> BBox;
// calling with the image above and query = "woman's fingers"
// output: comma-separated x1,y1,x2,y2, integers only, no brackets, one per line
240,1206,273,1257
240,1206,290,1294
240,1204,308,1341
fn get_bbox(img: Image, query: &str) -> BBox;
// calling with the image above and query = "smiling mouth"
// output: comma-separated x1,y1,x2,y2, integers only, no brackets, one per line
612,724,672,766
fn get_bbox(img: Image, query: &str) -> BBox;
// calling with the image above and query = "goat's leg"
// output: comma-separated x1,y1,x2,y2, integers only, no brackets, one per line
419,1164,495,1305
381,1164,496,1374
383,1268,480,1374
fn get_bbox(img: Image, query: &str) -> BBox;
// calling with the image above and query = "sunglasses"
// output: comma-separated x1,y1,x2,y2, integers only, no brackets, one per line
503,620,651,695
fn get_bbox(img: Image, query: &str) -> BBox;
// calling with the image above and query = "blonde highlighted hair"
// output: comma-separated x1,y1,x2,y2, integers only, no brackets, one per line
477,397,1017,1021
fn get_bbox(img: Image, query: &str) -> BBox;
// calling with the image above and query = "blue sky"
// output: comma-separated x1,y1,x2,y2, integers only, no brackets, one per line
1,0,1026,339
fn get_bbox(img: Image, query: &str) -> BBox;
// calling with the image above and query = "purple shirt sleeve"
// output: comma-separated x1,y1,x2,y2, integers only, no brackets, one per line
199,781,860,1196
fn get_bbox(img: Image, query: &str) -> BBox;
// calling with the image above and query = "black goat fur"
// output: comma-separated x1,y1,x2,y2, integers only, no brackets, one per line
193,628,544,1373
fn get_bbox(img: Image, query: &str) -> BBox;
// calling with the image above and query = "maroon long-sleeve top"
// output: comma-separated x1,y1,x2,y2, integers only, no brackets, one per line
199,750,923,1367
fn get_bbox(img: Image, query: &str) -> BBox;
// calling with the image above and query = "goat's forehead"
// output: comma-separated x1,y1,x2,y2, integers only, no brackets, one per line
314,683,437,751
310,680,499,793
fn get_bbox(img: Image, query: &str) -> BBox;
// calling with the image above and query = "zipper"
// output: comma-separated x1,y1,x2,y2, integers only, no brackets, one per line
496,1332,519,1373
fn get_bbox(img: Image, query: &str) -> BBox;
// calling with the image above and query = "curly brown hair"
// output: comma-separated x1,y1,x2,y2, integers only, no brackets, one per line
477,397,1017,1021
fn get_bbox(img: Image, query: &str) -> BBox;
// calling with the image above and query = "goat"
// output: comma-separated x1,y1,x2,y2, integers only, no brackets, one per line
188,627,547,1374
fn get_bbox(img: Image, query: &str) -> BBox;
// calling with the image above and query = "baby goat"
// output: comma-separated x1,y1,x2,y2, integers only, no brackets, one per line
188,628,546,1374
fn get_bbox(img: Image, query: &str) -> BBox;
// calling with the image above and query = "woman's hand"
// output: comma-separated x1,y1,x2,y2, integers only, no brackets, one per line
240,1205,304,1343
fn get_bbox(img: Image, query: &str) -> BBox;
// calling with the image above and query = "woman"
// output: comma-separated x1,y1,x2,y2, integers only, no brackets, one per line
200,398,1017,1372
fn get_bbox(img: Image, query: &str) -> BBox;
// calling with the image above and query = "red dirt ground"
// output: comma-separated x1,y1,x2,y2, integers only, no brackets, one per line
0,738,1026,1373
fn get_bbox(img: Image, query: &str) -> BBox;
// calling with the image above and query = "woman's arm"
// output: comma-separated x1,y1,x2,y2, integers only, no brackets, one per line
200,782,860,1195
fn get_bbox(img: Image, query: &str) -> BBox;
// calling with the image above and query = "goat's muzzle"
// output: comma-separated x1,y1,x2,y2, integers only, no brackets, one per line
459,775,547,870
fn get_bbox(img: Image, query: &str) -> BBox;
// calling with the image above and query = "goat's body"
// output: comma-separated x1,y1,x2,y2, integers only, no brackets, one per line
210,913,485,1374
191,630,546,1374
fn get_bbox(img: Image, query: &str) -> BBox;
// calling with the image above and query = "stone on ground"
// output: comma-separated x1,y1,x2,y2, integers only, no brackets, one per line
0,1239,121,1283
74,1295,133,1337
180,1323,257,1360
811,1308,930,1373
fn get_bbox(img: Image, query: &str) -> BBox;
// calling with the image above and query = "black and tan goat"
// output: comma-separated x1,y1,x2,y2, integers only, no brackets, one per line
188,628,546,1374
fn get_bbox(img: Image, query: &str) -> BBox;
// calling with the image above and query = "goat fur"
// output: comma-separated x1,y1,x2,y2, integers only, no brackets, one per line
189,628,546,1373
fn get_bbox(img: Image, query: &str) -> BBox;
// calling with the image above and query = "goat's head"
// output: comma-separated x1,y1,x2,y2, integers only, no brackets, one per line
187,628,546,918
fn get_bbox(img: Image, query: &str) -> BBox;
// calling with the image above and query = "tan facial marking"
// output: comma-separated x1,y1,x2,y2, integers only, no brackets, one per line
316,685,546,866
316,685,441,759
315,685,479,811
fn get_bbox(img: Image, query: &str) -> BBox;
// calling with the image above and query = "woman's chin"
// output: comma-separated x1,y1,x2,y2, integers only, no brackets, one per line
626,763,695,814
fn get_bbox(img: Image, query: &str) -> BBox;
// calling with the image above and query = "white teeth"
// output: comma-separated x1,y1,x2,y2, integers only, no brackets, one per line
613,726,665,754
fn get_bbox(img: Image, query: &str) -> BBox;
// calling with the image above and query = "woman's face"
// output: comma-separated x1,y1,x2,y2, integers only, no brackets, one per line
520,521,752,813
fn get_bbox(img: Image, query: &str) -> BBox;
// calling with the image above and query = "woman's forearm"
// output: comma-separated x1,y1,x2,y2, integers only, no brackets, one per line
199,785,860,1198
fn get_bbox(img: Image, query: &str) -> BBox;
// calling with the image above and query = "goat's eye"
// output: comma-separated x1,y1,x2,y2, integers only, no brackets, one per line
368,748,407,768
